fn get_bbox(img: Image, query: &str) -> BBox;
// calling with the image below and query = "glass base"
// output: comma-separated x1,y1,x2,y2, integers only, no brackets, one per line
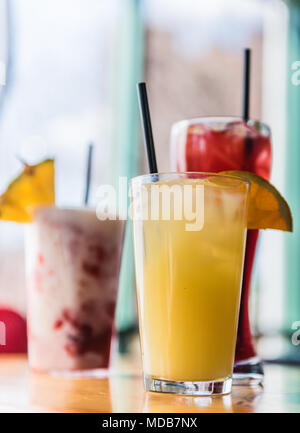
144,375,232,396
233,357,264,386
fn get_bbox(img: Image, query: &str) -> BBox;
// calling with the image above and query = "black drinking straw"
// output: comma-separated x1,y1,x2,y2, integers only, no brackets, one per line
242,48,251,122
84,143,94,205
137,82,158,174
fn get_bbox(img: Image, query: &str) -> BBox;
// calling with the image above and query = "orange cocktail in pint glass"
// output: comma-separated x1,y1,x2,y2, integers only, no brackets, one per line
131,172,249,395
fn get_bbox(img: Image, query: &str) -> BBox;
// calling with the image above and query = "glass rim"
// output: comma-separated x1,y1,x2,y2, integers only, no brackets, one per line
131,171,250,189
171,115,270,136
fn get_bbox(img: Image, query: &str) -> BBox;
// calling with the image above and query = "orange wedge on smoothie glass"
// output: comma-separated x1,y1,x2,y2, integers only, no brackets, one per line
0,159,55,223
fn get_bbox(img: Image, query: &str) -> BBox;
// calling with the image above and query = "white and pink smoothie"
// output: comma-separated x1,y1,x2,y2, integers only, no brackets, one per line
25,207,124,372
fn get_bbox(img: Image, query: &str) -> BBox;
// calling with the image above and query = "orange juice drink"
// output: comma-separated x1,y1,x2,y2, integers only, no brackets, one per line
131,173,249,395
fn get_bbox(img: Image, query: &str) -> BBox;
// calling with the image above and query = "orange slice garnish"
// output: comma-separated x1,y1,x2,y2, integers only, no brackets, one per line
0,159,55,223
221,170,293,231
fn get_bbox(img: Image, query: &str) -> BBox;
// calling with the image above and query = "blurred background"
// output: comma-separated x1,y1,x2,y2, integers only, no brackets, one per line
0,0,299,361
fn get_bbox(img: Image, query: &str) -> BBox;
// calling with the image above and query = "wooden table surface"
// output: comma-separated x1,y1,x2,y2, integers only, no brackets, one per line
0,351,300,413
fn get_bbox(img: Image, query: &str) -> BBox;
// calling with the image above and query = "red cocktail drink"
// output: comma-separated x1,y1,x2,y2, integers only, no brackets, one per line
171,117,271,384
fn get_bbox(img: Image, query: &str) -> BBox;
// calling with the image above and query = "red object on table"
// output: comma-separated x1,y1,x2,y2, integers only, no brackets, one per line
0,308,27,353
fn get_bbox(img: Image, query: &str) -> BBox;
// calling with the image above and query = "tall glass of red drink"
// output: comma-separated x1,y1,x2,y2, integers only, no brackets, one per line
170,116,272,385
